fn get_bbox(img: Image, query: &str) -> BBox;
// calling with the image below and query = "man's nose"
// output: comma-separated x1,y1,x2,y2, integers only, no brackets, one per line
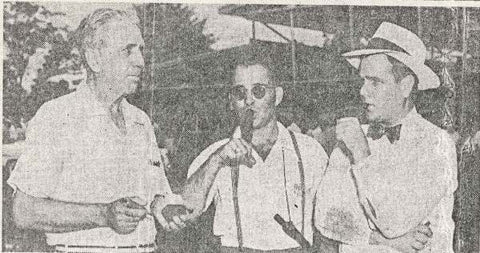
131,49,145,68
360,81,370,99
244,90,254,106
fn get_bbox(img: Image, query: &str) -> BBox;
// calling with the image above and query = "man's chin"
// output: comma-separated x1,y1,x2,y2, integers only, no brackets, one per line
125,82,139,94
365,112,378,123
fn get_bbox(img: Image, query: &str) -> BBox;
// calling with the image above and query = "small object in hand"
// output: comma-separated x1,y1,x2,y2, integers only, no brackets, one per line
162,204,192,222
124,196,147,208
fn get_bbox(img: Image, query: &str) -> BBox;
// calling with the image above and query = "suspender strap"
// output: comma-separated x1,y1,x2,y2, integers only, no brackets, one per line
288,131,306,236
231,164,244,251
231,131,305,250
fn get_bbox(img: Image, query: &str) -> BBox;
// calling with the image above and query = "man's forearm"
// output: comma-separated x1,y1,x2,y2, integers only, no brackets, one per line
181,154,223,216
13,190,108,233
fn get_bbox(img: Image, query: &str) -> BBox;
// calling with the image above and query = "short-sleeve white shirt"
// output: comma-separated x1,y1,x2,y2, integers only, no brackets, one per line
188,122,328,250
8,85,171,246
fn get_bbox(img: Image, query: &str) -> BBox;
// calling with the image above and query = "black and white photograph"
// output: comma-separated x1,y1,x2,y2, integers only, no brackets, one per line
2,1,480,252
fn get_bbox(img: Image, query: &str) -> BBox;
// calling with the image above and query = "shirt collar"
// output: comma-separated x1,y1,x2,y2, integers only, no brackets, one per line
384,107,420,143
398,107,420,127
233,121,292,147
276,121,296,151
76,85,140,126
76,85,111,117
232,121,296,163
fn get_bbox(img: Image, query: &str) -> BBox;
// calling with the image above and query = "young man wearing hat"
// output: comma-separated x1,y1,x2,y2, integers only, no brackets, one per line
315,22,457,252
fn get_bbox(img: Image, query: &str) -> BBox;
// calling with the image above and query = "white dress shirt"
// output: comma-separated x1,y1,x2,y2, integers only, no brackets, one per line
8,85,171,247
315,108,457,253
188,122,328,250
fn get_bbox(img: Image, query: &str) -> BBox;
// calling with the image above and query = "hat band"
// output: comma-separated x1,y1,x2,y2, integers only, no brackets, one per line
367,37,408,55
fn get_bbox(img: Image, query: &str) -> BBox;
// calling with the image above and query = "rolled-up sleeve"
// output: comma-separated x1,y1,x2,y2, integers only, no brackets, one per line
187,140,228,211
7,105,63,198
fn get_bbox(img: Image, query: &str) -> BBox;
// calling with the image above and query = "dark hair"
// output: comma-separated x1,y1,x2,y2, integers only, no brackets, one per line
229,46,289,86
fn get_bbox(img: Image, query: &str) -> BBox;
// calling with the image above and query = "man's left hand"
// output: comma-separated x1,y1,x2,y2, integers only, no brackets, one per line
335,117,370,164
370,223,433,252
151,194,191,231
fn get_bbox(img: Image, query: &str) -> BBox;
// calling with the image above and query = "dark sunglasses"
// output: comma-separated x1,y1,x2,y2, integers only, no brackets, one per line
230,84,276,100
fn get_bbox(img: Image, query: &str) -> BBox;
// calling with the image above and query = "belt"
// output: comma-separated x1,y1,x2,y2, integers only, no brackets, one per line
55,243,155,253
220,246,311,253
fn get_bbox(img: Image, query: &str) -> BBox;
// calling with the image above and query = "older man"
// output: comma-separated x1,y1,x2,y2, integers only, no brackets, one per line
179,56,329,252
315,22,457,252
8,8,180,252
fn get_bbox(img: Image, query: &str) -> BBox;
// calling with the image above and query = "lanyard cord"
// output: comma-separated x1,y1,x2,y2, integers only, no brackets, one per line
281,147,293,222
231,157,244,251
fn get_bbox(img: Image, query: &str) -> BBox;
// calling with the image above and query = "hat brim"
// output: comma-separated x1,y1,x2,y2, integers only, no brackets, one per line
342,50,440,90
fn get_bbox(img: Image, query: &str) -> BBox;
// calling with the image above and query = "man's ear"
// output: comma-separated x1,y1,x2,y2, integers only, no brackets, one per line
85,48,101,73
399,74,415,98
275,86,284,106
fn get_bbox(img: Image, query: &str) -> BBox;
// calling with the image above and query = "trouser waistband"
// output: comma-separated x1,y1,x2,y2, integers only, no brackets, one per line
220,246,313,253
54,243,155,253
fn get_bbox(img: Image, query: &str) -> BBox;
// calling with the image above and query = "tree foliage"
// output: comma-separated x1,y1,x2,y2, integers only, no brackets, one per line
129,4,217,185
134,3,215,90
3,2,80,126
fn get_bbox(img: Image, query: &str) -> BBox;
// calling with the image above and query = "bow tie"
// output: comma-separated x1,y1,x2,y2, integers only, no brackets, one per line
367,123,402,143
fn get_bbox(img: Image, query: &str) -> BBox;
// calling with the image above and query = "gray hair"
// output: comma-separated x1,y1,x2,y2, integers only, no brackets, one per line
74,8,134,78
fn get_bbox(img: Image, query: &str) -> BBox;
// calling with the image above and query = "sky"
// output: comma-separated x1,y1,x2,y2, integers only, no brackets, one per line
40,2,326,50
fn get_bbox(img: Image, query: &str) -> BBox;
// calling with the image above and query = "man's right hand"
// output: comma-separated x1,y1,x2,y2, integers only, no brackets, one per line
105,197,147,234
335,117,370,164
213,138,256,168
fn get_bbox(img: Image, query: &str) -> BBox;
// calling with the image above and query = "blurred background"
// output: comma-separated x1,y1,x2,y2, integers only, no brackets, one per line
3,2,480,252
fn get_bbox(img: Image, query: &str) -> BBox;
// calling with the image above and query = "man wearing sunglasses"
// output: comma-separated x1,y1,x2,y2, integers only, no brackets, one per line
180,58,329,252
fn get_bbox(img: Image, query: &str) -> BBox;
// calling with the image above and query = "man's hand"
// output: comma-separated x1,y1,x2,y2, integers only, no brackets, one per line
151,194,190,232
213,138,256,168
335,117,370,164
370,223,433,252
105,196,147,234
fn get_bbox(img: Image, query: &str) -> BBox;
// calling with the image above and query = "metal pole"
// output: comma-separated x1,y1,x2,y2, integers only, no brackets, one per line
417,7,423,38
142,4,149,114
149,4,156,119
252,20,256,40
349,6,354,50
261,22,291,42
461,7,468,131
290,9,297,88
455,9,468,252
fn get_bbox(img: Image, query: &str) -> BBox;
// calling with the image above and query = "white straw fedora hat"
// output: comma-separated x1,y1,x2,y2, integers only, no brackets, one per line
342,22,440,90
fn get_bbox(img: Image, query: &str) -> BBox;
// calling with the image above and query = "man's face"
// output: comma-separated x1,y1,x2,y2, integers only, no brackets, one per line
92,20,145,98
359,54,406,124
230,64,281,129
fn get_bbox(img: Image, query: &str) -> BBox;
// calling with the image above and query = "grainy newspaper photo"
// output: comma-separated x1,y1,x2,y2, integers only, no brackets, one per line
2,1,480,252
